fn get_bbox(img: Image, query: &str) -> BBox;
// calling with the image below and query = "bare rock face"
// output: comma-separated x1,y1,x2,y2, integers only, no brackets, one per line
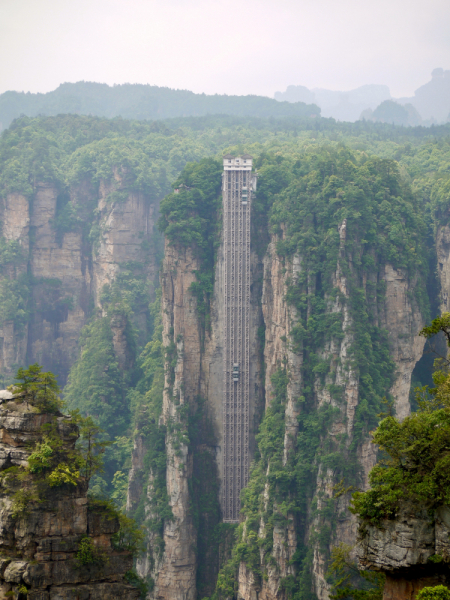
0,395,140,600
136,243,199,600
383,265,426,422
0,178,160,386
437,224,450,316
357,506,450,600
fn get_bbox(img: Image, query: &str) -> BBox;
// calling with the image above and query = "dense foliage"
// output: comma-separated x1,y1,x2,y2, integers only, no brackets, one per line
351,314,450,525
326,544,384,600
13,362,63,413
64,318,129,436
417,587,450,600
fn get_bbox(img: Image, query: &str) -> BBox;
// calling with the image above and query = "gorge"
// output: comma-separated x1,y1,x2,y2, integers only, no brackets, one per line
1,114,450,600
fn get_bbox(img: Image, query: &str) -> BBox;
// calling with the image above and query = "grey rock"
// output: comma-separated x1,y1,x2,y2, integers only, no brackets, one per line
357,506,450,572
3,560,28,583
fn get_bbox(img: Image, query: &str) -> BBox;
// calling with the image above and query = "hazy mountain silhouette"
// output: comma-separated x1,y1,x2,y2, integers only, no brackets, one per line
275,84,391,122
0,82,320,131
276,69,450,125
396,68,450,123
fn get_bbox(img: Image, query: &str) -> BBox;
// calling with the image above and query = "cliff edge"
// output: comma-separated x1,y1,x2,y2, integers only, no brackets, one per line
0,389,140,600
357,506,450,600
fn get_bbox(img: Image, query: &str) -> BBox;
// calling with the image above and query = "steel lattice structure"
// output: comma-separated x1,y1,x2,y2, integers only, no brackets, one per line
222,155,255,523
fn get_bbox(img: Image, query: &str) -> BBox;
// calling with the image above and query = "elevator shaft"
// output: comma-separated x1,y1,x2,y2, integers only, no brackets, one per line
222,155,254,522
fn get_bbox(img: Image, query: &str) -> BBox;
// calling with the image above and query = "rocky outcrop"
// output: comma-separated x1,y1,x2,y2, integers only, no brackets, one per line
437,224,450,315
0,177,161,385
0,392,139,600
149,243,200,600
357,506,450,600
383,265,426,421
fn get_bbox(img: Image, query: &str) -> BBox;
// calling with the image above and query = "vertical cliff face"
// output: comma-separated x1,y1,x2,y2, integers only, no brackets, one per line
235,226,426,600
436,224,450,315
134,151,431,600
0,192,30,379
152,243,200,600
135,229,264,599
357,506,450,600
383,265,426,422
26,182,91,384
0,179,161,386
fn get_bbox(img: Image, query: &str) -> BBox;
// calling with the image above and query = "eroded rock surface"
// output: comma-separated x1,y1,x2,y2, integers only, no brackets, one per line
0,178,160,386
357,506,450,600
0,394,139,600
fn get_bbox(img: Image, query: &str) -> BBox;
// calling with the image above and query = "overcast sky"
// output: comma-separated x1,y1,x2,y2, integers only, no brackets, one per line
1,0,449,98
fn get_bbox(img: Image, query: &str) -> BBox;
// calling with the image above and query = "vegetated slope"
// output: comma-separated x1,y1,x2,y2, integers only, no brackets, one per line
1,114,450,598
2,113,446,393
147,146,438,600
216,149,431,600
0,81,321,132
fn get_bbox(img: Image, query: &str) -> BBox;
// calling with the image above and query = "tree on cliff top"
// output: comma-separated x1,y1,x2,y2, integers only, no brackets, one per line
12,362,63,414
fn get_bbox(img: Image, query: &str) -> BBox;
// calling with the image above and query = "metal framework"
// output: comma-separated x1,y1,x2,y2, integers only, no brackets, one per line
222,155,254,522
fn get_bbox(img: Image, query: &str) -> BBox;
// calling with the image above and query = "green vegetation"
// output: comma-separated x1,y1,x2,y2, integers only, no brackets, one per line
13,363,63,413
326,544,384,600
1,364,146,597
0,366,107,519
76,536,108,566
64,318,128,437
125,569,151,598
112,512,146,554
351,313,450,525
417,587,450,600
370,100,411,126
0,237,29,352
16,584,28,597
124,294,170,563
2,111,450,599
159,157,222,332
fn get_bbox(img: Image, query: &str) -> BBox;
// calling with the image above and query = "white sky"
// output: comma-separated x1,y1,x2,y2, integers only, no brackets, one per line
1,0,449,98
